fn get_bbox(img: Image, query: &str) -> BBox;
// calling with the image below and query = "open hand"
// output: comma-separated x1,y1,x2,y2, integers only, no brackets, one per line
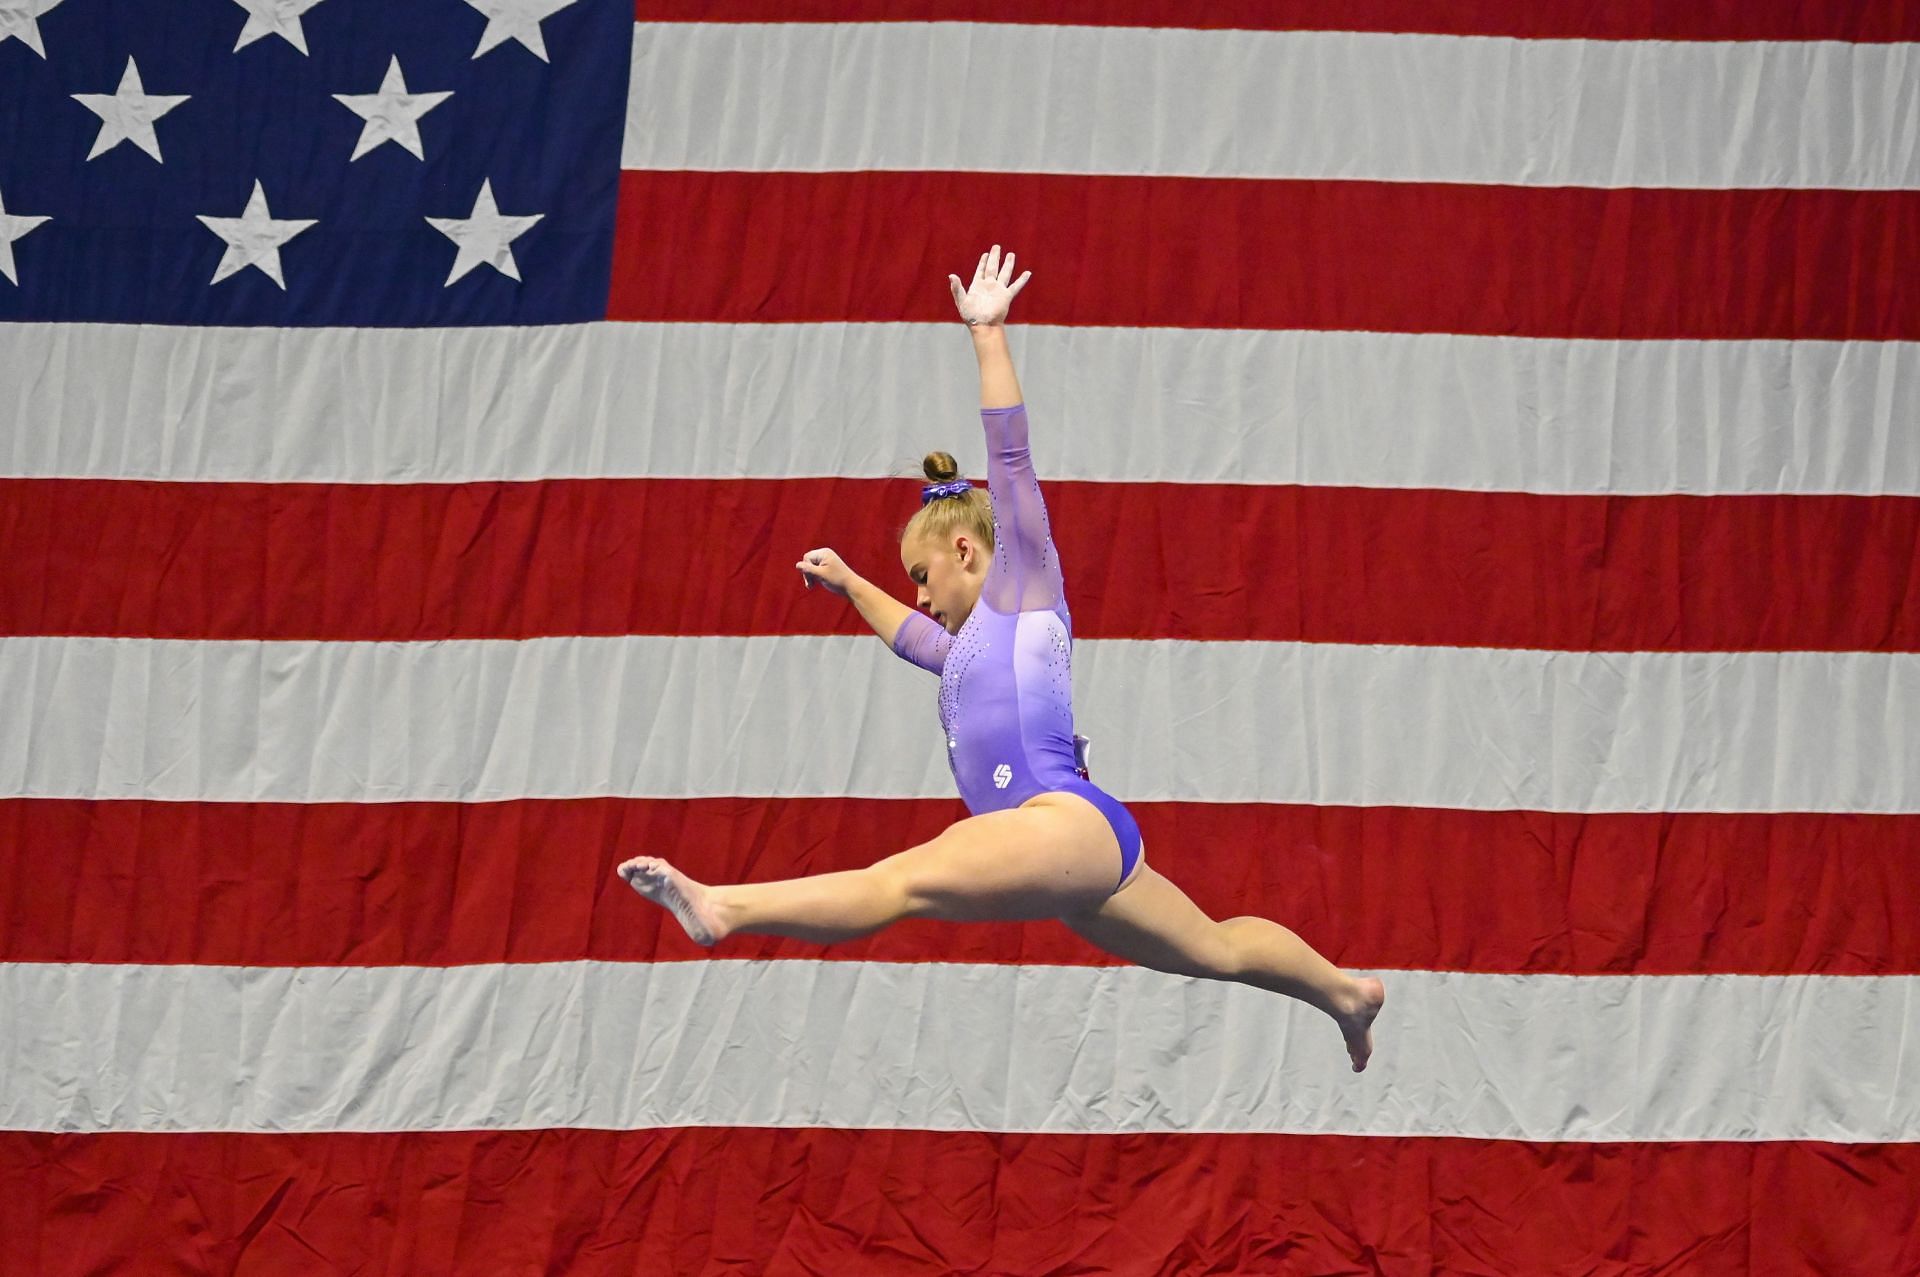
948,244,1030,327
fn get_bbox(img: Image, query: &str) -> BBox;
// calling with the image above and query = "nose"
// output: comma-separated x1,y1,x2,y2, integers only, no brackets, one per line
916,585,931,609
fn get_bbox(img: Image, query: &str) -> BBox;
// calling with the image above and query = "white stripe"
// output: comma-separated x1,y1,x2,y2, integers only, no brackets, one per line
4,636,1915,813
5,960,1915,1141
626,25,1920,190
4,323,1915,495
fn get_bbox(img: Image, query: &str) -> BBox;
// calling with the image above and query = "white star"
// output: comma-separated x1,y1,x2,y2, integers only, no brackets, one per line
231,0,328,55
0,0,64,58
333,56,452,161
195,181,317,289
425,179,543,285
72,57,190,162
462,0,576,63
0,186,51,285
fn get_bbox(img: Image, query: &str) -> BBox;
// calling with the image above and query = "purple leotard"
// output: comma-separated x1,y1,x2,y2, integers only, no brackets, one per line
890,403,1144,889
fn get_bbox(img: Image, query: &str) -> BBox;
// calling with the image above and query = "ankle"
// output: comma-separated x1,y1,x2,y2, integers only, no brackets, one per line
1330,976,1368,1019
703,886,742,941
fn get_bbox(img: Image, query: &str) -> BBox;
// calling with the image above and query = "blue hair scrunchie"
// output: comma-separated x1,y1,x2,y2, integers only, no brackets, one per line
920,479,973,505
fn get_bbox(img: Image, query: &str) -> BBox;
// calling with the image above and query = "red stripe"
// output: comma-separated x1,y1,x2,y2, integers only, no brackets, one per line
4,1129,1914,1276
631,0,1920,42
609,172,1920,340
5,797,1915,975
7,478,1918,651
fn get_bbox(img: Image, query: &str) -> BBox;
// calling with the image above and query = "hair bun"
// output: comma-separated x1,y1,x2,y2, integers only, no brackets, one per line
922,450,960,483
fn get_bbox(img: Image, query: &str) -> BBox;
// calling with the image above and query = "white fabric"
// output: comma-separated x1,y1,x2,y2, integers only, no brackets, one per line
4,635,1915,813
5,959,1915,1141
4,322,1914,495
625,24,1920,190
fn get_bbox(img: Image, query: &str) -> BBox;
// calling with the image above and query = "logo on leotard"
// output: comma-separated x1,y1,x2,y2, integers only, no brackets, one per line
993,763,1012,789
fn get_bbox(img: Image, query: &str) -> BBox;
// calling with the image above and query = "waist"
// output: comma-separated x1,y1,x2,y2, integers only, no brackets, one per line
954,751,1091,816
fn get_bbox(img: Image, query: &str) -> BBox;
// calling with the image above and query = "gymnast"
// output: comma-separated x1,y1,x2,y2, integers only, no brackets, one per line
619,245,1385,1071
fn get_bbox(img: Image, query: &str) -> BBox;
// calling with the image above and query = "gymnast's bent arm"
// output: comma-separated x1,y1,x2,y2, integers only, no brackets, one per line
794,545,919,652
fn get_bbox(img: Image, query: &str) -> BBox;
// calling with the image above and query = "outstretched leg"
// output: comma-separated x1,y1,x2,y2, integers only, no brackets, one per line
1062,864,1385,1071
618,854,929,947
618,795,1123,947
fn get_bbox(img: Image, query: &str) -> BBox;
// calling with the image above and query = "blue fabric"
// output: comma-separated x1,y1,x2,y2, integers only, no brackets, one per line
890,609,950,674
0,0,629,326
1053,777,1145,889
930,405,1076,818
891,403,1140,892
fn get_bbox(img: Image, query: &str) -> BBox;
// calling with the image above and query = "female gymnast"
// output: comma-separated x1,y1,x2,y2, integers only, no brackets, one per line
619,245,1385,1071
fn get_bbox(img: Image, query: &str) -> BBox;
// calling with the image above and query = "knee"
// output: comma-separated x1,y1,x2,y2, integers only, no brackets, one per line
864,854,935,919
1206,918,1259,978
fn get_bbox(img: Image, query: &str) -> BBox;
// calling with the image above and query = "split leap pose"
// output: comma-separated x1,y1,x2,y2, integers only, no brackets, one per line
619,246,1385,1071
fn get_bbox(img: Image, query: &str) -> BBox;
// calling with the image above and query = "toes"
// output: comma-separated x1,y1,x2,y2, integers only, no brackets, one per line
617,858,662,886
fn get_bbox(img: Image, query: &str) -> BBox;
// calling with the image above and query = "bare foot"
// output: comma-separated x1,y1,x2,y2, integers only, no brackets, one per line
616,856,727,947
1337,977,1386,1072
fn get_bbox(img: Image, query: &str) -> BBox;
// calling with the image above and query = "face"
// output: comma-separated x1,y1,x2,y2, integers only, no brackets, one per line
901,528,987,634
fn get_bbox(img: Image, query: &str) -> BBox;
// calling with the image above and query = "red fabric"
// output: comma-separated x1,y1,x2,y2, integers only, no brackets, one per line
5,1129,1918,1276
7,477,1918,651
10,19,1915,1274
5,797,1914,975
633,0,1920,41
611,172,1920,340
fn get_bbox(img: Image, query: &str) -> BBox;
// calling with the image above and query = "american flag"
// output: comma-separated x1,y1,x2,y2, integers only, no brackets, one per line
3,1,1917,1272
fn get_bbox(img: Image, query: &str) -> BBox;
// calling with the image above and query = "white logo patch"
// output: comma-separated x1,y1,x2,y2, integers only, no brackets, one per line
992,763,1012,789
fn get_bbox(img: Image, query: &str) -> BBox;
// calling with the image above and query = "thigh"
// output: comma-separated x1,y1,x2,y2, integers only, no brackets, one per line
1060,864,1235,979
874,797,1119,922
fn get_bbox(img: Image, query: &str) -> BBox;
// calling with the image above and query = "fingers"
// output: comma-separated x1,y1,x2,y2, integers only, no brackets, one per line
798,548,841,591
956,246,1031,314
961,246,1026,288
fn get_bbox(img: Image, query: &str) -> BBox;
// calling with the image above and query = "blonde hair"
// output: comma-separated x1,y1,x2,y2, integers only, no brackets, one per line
901,450,994,551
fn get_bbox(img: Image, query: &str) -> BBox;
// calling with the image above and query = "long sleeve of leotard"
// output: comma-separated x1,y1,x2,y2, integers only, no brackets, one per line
890,609,952,674
981,403,1066,614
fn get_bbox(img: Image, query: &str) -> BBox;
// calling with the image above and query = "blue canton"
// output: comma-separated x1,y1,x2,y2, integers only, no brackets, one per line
0,0,629,325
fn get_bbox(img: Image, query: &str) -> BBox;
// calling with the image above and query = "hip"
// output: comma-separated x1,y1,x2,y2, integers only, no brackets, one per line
1022,778,1144,892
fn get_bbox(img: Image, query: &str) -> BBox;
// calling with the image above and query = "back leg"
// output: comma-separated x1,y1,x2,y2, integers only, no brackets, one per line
1062,864,1385,1072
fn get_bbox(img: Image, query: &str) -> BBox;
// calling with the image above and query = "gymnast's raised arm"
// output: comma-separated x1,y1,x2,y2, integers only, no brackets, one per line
951,246,1062,615
794,245,1041,670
